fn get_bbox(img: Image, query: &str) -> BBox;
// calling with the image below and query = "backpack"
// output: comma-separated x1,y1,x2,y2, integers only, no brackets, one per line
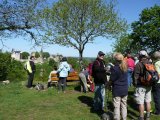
35,83,44,90
140,63,159,86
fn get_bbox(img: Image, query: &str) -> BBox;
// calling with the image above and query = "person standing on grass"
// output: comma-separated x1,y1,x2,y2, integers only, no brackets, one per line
133,50,151,120
26,56,36,88
92,51,107,113
110,52,128,120
79,67,92,93
152,51,160,116
125,51,135,87
57,57,70,93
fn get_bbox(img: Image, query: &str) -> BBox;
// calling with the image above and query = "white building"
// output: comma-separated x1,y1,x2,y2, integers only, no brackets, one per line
11,49,21,60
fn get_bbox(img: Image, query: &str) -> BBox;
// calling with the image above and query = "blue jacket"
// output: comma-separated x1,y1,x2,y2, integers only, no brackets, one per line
110,64,128,97
57,61,70,77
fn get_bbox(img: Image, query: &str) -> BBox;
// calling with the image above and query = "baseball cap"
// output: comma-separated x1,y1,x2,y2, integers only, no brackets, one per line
139,50,148,57
98,51,105,56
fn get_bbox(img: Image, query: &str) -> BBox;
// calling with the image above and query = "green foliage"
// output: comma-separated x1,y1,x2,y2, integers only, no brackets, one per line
7,60,26,81
40,0,127,67
48,58,57,67
0,83,159,120
104,52,114,64
0,52,26,81
42,52,50,59
21,52,30,59
0,53,11,81
130,5,160,53
67,57,80,71
0,0,45,39
67,57,91,71
35,51,40,58
34,62,53,82
113,34,133,54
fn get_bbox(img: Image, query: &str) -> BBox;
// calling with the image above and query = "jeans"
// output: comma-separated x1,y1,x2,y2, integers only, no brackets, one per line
27,73,34,88
127,68,133,87
93,84,105,111
58,77,67,92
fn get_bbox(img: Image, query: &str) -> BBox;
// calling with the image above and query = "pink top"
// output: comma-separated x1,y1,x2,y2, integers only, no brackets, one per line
127,58,135,70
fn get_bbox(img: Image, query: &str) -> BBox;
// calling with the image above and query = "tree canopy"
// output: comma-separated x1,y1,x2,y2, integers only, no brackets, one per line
112,5,160,55
40,0,127,67
21,52,30,59
130,5,160,54
0,0,45,41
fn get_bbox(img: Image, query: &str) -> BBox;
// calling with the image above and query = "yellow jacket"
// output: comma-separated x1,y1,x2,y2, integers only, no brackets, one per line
26,61,32,73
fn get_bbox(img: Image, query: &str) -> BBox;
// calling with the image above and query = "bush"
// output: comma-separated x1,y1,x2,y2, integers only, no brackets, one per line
7,60,26,81
0,53,11,81
34,61,54,82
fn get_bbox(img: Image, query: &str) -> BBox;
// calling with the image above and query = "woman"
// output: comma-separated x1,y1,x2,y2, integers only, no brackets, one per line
110,52,128,120
57,57,70,93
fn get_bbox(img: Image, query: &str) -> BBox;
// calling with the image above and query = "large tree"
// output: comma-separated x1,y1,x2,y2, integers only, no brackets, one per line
40,0,127,68
0,0,45,43
130,5,160,54
112,33,133,54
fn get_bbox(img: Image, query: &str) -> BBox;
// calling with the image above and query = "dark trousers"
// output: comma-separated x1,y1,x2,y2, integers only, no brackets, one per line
27,73,34,88
58,77,67,91
152,83,160,114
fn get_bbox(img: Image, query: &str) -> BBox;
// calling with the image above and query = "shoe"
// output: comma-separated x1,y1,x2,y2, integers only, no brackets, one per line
138,116,144,120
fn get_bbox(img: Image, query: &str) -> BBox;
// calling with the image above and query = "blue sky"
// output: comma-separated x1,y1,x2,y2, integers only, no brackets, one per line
1,0,160,57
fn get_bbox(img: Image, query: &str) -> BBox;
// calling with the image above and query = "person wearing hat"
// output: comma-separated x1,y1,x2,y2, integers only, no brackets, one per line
92,51,107,113
133,50,151,120
152,51,160,115
57,57,70,93
110,52,128,120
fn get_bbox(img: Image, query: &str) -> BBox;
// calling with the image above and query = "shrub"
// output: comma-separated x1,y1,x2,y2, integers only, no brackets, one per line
0,53,11,81
34,61,54,82
7,60,26,81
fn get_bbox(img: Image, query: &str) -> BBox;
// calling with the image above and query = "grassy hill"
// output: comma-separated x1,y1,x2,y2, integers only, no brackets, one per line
0,82,159,120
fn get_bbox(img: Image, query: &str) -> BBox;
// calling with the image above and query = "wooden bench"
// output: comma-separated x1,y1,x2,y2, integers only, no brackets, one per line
51,71,79,82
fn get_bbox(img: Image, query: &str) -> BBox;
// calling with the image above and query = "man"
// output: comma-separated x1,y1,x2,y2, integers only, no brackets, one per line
92,51,107,113
133,50,151,120
26,56,36,88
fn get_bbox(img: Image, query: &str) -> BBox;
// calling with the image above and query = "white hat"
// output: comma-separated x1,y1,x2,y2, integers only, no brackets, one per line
139,50,148,57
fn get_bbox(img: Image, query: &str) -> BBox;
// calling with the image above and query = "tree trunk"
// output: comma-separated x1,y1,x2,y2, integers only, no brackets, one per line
79,50,83,71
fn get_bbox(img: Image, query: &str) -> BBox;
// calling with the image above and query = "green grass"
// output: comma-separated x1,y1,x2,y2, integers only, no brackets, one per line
0,82,159,120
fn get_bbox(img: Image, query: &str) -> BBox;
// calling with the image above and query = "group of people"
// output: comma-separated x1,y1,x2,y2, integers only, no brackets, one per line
24,50,160,120
25,56,71,93
91,50,160,120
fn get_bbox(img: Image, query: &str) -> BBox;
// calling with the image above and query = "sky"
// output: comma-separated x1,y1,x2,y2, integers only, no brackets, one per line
1,0,160,57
